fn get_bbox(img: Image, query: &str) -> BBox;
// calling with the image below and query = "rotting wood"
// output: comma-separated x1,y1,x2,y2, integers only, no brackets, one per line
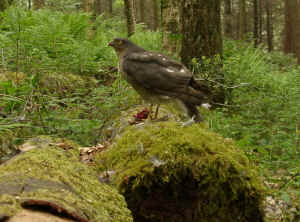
0,136,133,222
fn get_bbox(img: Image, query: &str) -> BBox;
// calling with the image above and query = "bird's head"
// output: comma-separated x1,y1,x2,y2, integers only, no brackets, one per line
108,38,144,54
108,38,131,51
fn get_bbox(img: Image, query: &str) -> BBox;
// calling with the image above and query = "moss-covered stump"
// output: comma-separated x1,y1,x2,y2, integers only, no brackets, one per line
95,122,265,222
0,136,133,222
100,104,205,143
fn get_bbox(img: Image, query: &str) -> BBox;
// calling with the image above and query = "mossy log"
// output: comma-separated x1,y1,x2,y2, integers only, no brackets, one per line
0,136,133,222
96,120,266,222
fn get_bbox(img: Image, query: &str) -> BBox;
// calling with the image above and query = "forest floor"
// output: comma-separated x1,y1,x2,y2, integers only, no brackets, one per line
0,7,299,221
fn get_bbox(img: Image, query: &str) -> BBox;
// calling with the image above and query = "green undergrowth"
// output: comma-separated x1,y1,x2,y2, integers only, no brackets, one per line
0,6,160,158
0,5,299,219
208,40,300,174
0,70,139,159
205,40,300,219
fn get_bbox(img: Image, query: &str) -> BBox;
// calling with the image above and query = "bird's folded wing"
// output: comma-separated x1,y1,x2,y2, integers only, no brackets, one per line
123,52,192,92
126,52,184,69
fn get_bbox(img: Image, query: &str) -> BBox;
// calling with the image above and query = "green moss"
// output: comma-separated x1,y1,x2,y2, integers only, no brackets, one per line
95,121,265,222
0,136,133,222
100,103,208,143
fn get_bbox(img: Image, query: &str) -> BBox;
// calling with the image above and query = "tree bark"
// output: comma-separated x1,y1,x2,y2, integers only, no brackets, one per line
108,0,113,15
151,0,158,31
265,0,273,52
0,0,9,11
0,136,133,222
238,0,247,40
180,0,222,66
151,0,159,30
138,0,146,24
224,0,234,38
284,0,296,54
295,0,300,64
94,0,103,16
33,0,45,10
124,0,136,37
94,0,113,17
136,0,152,28
134,0,140,22
82,0,94,12
253,0,259,47
258,0,263,44
161,0,181,54
284,0,300,64
28,0,32,10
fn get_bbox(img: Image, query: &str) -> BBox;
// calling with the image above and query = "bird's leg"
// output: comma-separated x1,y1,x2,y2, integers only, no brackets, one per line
182,115,196,127
148,104,153,120
148,104,160,120
181,101,203,126
154,104,160,119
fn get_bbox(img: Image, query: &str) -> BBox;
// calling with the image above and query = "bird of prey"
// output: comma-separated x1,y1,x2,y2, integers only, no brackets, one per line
108,38,211,122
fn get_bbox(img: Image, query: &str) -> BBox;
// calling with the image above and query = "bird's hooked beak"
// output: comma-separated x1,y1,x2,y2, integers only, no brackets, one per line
108,41,114,47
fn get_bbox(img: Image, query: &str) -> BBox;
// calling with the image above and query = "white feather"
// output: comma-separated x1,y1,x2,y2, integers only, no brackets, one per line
201,103,211,109
166,68,175,73
181,116,196,127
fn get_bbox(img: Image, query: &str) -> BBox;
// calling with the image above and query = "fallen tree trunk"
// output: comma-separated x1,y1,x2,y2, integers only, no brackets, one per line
96,115,266,222
0,136,133,222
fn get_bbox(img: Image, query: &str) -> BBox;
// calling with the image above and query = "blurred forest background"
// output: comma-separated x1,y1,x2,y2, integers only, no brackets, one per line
0,0,299,221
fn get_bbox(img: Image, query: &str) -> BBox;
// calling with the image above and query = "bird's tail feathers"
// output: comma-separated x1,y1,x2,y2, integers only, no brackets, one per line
180,87,209,105
189,77,212,97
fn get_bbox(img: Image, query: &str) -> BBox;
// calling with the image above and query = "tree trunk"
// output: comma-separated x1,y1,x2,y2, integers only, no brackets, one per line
134,0,140,22
28,0,32,10
94,0,113,17
124,0,136,37
258,0,263,44
145,0,153,28
224,0,234,38
265,0,273,52
284,0,296,54
82,0,94,12
33,0,44,10
151,0,159,30
295,0,300,64
136,0,152,28
0,137,133,222
238,0,247,40
180,0,222,66
108,0,113,15
94,0,103,16
0,0,9,11
139,0,146,24
161,0,181,54
284,0,300,64
253,0,259,47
